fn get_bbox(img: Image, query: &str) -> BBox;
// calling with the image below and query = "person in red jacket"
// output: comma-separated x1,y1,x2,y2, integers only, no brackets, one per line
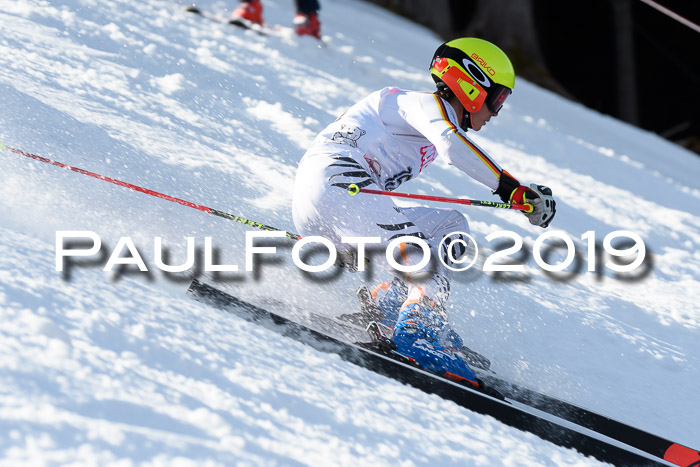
232,0,321,39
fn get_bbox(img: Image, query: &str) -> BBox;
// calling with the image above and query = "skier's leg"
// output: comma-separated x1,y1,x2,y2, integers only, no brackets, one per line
374,206,470,322
387,206,479,379
293,152,476,379
294,0,320,13
387,208,489,370
293,0,321,38
232,0,264,25
295,154,469,320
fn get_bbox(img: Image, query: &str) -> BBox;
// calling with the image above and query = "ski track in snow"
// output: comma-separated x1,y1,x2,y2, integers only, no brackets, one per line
0,0,698,464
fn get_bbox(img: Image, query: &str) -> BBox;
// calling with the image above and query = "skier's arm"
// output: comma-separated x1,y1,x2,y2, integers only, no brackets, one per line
397,92,513,191
398,92,556,227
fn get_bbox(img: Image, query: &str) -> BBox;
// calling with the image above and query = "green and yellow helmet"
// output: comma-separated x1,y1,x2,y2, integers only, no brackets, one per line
430,37,515,114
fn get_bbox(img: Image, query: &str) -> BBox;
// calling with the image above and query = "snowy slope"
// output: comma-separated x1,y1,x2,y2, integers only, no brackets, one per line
0,0,699,464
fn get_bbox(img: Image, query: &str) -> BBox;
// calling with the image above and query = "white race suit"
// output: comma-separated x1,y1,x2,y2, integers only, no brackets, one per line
292,87,514,306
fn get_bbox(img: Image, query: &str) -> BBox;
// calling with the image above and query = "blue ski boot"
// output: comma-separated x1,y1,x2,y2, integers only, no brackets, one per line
392,298,478,386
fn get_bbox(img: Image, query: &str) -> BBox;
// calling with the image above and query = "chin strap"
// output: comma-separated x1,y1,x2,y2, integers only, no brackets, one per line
460,111,472,131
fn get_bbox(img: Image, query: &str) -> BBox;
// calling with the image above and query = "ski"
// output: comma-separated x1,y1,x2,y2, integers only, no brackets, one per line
186,279,699,466
475,372,699,466
183,5,327,44
346,285,698,466
337,283,699,465
183,6,292,37
183,6,269,35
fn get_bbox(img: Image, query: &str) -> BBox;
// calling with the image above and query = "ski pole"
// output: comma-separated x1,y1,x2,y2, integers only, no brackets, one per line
347,183,531,212
0,142,301,240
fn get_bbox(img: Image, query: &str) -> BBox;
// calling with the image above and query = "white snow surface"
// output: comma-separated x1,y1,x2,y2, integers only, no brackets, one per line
0,0,699,464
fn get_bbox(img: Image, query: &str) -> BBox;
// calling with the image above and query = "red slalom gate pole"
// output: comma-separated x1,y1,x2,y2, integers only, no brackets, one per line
0,142,301,240
347,184,531,212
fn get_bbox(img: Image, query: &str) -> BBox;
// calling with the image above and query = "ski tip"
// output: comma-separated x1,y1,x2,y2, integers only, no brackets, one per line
664,443,700,467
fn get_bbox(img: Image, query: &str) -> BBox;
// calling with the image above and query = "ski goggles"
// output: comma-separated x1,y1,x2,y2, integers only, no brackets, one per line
485,84,511,114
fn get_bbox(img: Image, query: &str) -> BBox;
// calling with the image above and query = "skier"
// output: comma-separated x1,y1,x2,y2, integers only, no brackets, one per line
231,0,321,39
292,38,556,382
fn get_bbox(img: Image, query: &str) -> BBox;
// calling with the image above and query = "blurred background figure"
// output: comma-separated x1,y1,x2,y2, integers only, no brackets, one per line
232,0,321,39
